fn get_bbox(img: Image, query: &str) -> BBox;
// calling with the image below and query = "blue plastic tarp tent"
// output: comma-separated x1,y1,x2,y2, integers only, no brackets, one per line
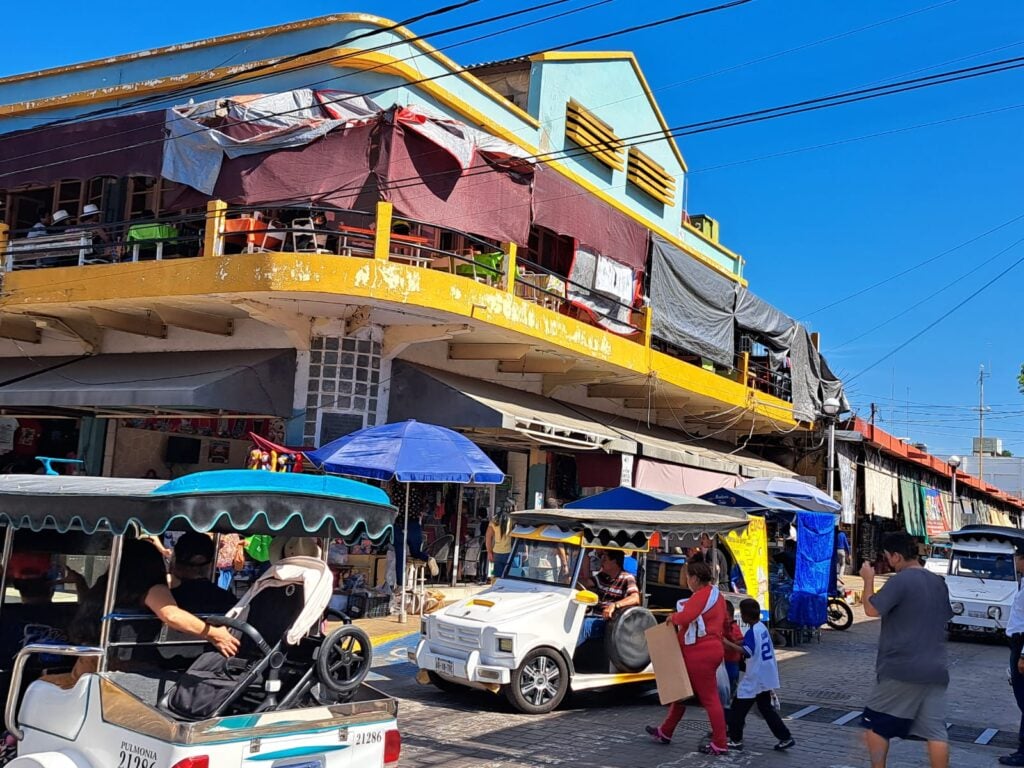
787,510,837,627
565,487,710,511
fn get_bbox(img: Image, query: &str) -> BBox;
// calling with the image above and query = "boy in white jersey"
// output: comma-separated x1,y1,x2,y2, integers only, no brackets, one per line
727,598,795,751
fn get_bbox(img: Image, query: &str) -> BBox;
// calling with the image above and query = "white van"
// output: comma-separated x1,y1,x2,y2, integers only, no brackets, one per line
946,525,1024,637
412,505,748,713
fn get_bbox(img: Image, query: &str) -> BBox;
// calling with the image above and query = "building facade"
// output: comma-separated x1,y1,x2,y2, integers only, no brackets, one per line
0,14,848,511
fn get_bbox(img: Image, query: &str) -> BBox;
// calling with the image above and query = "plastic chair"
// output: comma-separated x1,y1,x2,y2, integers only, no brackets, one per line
455,251,503,283
427,534,454,583
290,219,332,254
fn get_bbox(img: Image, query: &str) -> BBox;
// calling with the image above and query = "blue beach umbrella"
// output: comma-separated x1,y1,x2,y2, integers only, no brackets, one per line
307,420,504,614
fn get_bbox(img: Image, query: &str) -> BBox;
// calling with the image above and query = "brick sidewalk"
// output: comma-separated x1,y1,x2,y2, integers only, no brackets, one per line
366,603,1021,768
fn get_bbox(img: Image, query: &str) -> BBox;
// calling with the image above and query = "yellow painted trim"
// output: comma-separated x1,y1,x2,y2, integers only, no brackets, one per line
682,221,744,267
204,200,227,258
0,255,784,422
530,51,688,173
0,13,540,130
373,201,393,261
469,599,495,607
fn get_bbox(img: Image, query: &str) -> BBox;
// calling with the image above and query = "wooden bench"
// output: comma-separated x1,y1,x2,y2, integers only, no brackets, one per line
4,232,97,271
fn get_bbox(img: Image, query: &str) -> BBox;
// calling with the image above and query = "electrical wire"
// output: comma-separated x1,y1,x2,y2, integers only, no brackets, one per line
833,233,1024,350
4,21,1022,189
0,0,601,166
847,242,1024,382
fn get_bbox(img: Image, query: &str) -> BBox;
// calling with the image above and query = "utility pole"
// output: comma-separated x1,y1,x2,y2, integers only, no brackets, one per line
978,364,990,484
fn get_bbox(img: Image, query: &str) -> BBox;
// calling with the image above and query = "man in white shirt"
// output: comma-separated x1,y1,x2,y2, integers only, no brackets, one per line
998,546,1024,766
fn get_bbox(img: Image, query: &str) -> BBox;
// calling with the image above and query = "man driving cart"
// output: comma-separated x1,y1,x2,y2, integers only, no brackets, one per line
577,549,641,645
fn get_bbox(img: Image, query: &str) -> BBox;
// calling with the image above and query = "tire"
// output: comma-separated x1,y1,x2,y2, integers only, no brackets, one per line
427,670,464,693
317,625,373,694
505,648,569,714
826,599,854,631
605,606,658,672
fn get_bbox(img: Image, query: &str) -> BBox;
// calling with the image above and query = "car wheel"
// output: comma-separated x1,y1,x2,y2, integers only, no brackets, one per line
505,648,568,714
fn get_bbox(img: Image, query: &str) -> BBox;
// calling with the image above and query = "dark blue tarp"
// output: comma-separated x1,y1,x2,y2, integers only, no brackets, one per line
787,511,836,627
307,419,504,484
566,487,708,511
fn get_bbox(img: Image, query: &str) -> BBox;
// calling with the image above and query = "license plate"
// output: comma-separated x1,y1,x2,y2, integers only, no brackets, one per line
435,658,454,676
274,761,323,768
967,611,986,618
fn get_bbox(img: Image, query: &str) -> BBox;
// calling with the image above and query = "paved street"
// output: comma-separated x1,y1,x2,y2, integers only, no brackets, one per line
365,607,1020,767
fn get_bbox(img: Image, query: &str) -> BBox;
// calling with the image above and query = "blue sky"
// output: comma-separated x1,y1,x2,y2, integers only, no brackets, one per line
4,0,1023,456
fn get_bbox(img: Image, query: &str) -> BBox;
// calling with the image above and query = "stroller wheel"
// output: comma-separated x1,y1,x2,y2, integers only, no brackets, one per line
317,625,373,694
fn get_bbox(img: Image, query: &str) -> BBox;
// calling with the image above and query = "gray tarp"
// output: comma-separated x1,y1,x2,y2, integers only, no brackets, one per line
789,326,849,422
735,287,797,367
648,235,847,418
650,233,737,367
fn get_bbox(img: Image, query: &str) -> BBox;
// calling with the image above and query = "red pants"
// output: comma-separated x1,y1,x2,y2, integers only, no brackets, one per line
659,639,726,748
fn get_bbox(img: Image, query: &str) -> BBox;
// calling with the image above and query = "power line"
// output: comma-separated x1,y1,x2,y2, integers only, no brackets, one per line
8,0,485,132
832,233,1024,350
0,0,599,165
847,242,1024,382
689,102,1024,174
0,0,759,180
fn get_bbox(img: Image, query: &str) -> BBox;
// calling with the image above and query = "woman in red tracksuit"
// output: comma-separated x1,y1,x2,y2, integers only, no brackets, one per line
645,560,729,755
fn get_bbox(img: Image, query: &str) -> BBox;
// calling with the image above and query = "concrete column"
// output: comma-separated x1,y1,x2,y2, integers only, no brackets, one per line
526,446,548,509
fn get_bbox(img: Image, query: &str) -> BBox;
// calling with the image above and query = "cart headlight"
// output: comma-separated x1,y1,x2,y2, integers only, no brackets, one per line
497,637,514,653
988,606,1002,620
951,602,964,615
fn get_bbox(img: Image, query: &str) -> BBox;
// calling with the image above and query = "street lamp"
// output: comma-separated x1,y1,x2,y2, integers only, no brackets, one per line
948,455,961,522
823,397,841,497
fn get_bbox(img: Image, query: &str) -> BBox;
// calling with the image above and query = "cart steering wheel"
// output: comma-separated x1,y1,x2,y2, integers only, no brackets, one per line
205,615,272,656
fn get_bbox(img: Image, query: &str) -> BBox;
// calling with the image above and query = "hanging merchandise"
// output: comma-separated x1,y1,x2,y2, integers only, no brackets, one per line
837,444,857,526
863,456,896,519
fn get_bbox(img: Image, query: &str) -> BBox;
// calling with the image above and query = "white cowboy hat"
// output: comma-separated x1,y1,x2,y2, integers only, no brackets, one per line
80,204,101,218
51,209,70,224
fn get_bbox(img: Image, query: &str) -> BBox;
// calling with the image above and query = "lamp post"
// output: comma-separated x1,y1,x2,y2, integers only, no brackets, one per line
823,397,841,497
948,455,961,524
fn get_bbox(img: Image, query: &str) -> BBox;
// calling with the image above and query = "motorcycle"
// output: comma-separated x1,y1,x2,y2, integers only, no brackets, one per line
826,581,854,631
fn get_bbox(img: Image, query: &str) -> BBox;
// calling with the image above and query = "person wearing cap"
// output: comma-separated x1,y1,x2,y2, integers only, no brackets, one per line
999,546,1024,766
170,533,237,615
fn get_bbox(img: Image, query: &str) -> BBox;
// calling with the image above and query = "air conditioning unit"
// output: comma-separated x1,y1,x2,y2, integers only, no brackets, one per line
688,213,719,243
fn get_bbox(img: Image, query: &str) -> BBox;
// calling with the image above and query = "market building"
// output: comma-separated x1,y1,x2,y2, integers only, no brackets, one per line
0,14,848,514
829,418,1023,568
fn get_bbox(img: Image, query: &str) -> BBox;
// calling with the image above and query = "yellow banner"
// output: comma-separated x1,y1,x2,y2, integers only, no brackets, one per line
724,516,770,621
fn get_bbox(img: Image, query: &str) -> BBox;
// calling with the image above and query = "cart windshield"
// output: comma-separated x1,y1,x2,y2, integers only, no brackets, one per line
949,550,1017,581
505,539,580,587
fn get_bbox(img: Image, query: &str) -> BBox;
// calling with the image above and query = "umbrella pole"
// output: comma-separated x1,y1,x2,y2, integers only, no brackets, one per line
452,486,463,588
399,484,410,624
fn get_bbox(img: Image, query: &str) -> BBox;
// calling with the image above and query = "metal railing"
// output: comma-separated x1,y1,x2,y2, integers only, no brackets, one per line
514,255,644,336
1,210,208,272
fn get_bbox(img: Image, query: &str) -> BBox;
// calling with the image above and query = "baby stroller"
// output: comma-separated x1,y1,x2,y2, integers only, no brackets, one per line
163,539,373,720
